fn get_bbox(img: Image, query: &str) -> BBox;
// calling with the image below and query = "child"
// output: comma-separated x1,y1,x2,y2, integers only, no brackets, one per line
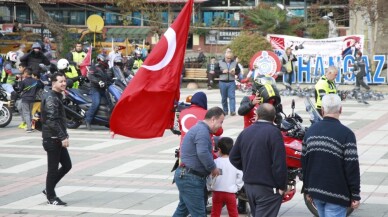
208,137,243,217
19,68,43,133
17,62,27,129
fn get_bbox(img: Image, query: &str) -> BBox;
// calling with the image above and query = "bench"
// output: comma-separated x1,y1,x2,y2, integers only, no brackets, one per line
183,68,208,81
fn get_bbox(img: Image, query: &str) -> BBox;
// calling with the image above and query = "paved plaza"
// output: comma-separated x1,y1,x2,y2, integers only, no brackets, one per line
0,86,388,217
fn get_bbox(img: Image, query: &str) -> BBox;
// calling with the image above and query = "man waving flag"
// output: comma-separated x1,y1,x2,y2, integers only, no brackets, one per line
110,0,193,138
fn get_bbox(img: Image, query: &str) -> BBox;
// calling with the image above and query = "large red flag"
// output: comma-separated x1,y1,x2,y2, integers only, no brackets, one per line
79,46,92,77
109,0,193,138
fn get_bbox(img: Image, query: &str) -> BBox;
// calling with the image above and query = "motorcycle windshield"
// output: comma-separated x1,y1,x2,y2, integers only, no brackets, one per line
304,97,322,123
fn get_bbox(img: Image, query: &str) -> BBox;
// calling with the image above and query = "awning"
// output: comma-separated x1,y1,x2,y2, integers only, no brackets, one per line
106,28,151,40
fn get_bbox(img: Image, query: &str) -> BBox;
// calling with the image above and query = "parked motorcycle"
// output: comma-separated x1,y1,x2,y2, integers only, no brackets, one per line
0,85,13,127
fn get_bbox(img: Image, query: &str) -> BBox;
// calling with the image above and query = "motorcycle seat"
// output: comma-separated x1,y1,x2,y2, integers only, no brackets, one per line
70,89,109,105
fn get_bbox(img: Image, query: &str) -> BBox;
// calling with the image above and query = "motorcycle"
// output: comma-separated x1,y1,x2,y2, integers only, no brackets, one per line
0,85,13,127
63,67,123,129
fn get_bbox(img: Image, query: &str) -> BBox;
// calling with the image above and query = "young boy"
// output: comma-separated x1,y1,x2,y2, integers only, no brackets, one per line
17,62,28,129
19,68,43,133
208,137,243,217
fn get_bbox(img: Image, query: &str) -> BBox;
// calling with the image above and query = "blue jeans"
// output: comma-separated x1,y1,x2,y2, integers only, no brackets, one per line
219,81,236,114
172,167,206,217
283,72,293,86
85,88,107,124
313,198,347,217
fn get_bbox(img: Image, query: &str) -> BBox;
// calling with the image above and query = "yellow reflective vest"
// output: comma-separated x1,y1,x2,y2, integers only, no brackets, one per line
1,64,17,84
65,65,79,88
72,51,86,65
315,75,337,109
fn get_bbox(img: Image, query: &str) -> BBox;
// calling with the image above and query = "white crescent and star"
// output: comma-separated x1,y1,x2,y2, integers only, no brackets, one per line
181,114,197,133
142,27,177,71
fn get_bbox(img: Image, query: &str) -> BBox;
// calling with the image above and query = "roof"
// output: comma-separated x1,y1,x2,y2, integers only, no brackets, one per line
106,28,151,40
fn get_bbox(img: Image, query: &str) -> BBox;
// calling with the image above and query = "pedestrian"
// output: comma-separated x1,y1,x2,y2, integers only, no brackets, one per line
315,65,338,116
229,103,287,217
172,106,224,217
41,72,72,206
19,67,43,133
281,47,297,89
218,51,240,116
353,51,371,92
197,47,206,66
208,137,243,217
206,56,219,90
302,94,361,217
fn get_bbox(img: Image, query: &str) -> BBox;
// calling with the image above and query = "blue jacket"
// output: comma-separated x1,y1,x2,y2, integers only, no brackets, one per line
180,121,216,175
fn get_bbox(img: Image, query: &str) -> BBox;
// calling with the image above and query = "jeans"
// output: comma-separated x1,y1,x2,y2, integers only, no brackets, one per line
283,72,293,86
313,198,347,217
21,102,33,130
219,81,236,114
42,138,72,200
85,87,107,124
172,167,207,217
211,191,238,217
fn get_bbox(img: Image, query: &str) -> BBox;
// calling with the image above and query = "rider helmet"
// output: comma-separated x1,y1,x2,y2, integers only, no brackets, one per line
135,49,141,56
6,51,18,62
96,54,106,62
57,58,70,70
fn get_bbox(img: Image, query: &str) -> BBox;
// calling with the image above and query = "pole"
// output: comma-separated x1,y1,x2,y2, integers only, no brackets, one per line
304,0,307,25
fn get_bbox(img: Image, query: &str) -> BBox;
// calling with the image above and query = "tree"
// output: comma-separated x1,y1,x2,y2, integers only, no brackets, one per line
240,3,304,36
24,0,67,55
227,32,272,67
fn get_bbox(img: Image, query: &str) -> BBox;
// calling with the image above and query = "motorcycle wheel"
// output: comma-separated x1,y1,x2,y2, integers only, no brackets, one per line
0,105,12,128
66,116,82,129
303,193,354,217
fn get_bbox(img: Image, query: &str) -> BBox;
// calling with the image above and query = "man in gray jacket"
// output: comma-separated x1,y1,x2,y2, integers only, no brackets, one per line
218,51,240,116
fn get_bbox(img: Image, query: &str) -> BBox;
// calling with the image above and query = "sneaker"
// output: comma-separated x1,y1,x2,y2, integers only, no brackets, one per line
18,122,27,129
47,197,67,206
26,129,34,133
230,112,236,116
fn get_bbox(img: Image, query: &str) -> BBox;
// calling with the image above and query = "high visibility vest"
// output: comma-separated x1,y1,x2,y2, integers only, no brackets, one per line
72,51,86,65
1,65,16,84
133,59,143,74
315,75,337,109
65,65,79,88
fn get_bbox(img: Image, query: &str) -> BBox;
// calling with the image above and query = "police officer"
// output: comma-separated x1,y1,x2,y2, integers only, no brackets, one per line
67,43,86,68
315,66,338,116
131,49,144,74
57,59,79,89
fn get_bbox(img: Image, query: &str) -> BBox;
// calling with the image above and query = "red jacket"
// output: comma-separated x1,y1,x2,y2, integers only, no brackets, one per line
179,105,223,159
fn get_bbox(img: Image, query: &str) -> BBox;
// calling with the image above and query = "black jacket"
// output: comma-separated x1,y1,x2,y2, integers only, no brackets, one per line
19,77,43,103
20,51,50,74
229,121,287,190
41,89,68,140
87,65,111,90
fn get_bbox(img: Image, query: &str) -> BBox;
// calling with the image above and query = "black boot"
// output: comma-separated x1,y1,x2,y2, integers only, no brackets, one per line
237,198,247,214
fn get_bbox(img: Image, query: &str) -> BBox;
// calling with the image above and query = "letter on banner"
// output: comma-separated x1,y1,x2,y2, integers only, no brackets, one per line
373,55,385,84
297,56,311,83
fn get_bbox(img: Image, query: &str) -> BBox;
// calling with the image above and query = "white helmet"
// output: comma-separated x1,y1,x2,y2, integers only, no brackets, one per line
135,49,141,55
57,58,69,70
6,51,17,62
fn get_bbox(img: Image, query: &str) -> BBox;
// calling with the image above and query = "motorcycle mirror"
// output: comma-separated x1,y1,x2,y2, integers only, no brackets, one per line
291,99,295,109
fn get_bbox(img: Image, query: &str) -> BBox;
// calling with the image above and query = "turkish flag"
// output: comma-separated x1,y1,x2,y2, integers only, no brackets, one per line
109,0,193,138
79,46,92,77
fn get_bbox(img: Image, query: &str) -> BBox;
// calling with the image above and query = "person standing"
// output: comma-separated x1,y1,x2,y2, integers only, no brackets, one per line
353,51,371,92
41,73,72,206
302,94,361,217
218,51,240,116
281,47,297,89
229,103,287,217
315,66,338,116
208,137,243,217
19,68,43,133
173,107,224,217
206,57,219,90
